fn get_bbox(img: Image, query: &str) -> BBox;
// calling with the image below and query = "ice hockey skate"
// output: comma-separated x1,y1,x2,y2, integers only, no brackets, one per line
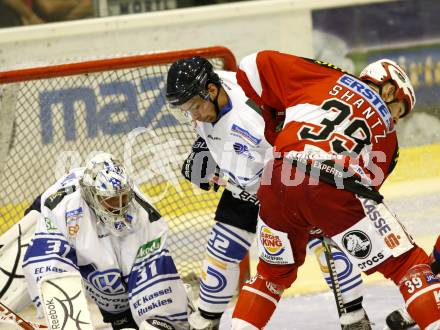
341,309,372,330
385,308,416,330
188,310,220,330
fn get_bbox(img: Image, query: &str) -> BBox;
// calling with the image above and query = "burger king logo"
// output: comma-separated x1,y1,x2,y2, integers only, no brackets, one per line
260,226,285,256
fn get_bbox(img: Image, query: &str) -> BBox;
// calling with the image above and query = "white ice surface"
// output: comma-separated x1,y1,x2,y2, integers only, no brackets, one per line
219,281,415,330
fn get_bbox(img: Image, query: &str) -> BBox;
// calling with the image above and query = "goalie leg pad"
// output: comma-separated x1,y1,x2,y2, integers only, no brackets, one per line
307,238,364,312
198,222,254,315
0,210,39,311
231,274,284,330
38,272,93,329
398,264,440,329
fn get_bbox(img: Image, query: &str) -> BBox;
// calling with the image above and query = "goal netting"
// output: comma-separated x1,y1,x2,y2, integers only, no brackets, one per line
0,46,237,278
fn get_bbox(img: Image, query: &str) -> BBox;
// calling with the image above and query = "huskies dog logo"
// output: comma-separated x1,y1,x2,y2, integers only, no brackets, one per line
342,230,371,259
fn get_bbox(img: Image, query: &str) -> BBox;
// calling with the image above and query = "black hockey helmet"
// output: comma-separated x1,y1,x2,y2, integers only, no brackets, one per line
166,56,221,107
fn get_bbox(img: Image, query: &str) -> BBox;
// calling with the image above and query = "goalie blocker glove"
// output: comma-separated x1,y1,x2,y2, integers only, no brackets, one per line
182,136,220,191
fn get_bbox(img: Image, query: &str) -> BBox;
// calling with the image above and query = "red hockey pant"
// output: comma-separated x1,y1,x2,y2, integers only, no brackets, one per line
256,159,429,288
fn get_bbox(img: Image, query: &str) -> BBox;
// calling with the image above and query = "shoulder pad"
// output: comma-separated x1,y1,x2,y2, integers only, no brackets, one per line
304,57,346,73
44,186,76,210
134,193,161,222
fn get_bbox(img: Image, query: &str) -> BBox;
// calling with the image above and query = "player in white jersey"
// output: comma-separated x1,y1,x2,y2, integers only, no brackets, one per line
22,153,190,330
166,57,370,329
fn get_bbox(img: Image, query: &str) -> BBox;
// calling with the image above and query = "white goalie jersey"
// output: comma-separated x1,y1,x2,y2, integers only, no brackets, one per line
22,169,189,328
196,70,272,195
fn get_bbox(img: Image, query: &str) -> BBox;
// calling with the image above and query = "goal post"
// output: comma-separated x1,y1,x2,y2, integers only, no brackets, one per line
0,46,251,281
0,47,237,84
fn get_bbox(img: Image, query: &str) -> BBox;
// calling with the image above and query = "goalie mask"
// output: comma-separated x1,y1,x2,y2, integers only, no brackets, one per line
80,153,134,236
359,59,416,118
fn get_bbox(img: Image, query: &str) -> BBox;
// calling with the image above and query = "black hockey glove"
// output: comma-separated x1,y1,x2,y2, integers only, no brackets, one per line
24,194,42,215
99,308,138,330
432,258,440,276
182,136,220,191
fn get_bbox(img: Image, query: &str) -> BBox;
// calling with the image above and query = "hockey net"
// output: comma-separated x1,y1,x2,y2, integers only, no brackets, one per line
0,46,238,278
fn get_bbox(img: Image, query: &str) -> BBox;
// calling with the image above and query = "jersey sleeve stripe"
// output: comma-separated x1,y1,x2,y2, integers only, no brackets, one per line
128,274,181,298
22,255,78,269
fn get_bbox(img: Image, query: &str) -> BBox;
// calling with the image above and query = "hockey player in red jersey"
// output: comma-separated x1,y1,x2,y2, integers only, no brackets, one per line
166,56,375,329
231,51,440,330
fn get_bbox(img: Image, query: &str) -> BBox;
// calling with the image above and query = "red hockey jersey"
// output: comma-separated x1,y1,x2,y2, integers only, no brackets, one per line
236,51,399,188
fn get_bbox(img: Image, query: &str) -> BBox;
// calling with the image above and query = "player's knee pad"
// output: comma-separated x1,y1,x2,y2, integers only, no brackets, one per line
232,274,284,330
332,198,414,273
307,238,364,311
198,222,254,314
398,264,440,329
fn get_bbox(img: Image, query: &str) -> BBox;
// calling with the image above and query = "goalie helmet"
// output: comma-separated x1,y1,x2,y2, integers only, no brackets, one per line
79,153,134,236
359,59,416,117
166,56,221,107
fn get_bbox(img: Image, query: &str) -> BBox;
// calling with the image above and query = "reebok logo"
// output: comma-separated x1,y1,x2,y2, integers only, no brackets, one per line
45,298,60,329
146,318,173,330
152,319,172,329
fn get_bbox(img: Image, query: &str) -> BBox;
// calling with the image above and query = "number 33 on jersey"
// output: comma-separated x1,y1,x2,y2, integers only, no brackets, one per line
236,51,399,185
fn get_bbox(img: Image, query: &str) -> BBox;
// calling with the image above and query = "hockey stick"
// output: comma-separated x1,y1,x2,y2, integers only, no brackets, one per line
0,301,47,329
322,237,346,325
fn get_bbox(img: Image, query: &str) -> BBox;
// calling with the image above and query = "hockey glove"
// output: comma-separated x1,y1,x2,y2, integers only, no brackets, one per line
99,308,137,330
261,105,285,145
182,136,220,191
